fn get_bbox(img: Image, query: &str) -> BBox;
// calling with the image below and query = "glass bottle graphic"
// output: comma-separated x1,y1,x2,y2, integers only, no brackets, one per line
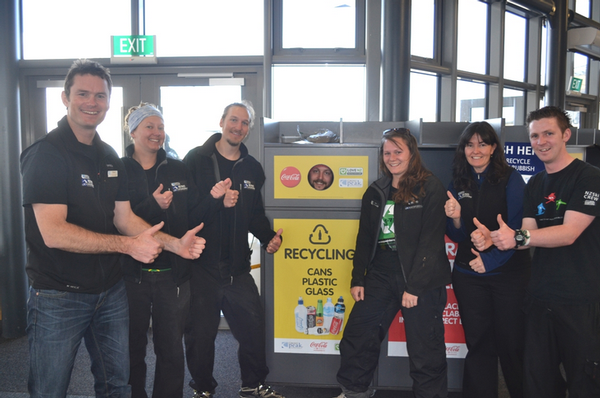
316,299,324,327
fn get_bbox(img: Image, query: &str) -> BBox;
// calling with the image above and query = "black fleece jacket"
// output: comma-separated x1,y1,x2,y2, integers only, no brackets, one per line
183,133,277,282
120,145,216,285
352,174,452,297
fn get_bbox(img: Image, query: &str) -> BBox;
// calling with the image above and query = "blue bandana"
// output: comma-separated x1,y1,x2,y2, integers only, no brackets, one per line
128,106,163,133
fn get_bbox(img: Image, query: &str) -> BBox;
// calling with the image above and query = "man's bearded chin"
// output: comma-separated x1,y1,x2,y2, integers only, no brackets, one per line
226,138,242,147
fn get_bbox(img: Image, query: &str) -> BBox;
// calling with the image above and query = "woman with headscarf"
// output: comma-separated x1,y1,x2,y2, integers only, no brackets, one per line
120,103,223,398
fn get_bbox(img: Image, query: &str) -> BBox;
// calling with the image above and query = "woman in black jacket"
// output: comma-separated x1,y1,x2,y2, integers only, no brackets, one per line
445,122,530,398
334,128,451,398
120,103,221,398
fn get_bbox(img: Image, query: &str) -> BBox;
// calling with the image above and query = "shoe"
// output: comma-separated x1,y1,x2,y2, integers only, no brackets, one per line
239,384,285,398
333,390,375,398
192,390,214,398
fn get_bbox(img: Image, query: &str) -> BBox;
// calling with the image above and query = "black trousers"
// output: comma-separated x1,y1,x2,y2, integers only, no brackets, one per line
452,267,529,398
523,296,600,398
337,268,448,398
184,268,268,393
125,273,190,398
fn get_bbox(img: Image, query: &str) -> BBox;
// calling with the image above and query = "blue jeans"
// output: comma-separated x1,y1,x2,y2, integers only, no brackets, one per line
27,279,131,398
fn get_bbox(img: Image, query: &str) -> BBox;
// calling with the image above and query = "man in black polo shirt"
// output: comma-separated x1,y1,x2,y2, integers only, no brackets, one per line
20,59,206,398
476,106,600,397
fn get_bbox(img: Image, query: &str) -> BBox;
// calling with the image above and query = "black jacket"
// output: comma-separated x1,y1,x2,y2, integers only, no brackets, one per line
453,168,530,273
120,145,215,285
21,116,125,293
352,174,451,296
183,133,277,282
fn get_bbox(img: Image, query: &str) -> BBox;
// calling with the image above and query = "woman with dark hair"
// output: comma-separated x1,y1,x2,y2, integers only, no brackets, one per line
445,121,530,398
333,128,451,398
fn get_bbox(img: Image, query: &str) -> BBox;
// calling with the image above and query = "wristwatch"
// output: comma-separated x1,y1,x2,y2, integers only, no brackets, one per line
514,229,530,248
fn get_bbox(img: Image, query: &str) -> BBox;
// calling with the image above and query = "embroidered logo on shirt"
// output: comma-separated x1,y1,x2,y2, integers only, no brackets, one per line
171,182,188,192
457,191,471,200
81,174,94,188
107,170,118,178
243,180,255,190
404,199,423,210
584,191,599,206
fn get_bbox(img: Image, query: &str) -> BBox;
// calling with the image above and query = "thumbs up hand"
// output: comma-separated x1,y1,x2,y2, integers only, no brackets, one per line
128,222,165,263
153,184,173,210
444,191,461,220
471,217,493,251
490,214,516,251
469,248,486,273
266,229,283,254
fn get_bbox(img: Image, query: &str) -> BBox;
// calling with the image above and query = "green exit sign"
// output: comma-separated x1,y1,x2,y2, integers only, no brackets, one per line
111,35,157,64
113,35,154,56
569,76,583,92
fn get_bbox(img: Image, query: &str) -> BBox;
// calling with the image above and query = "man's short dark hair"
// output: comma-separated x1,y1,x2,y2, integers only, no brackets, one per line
526,106,572,133
64,59,113,99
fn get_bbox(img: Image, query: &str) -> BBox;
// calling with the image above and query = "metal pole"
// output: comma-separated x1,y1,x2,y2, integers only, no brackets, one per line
0,0,28,338
381,0,411,122
546,0,568,108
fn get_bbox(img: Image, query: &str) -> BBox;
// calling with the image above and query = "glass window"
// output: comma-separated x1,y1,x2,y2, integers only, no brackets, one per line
457,0,488,75
541,22,548,86
409,71,437,122
23,0,130,60
282,0,356,49
46,87,125,156
159,86,242,157
411,0,435,59
145,0,263,56
566,110,581,128
456,79,486,122
575,0,590,18
573,53,588,94
504,12,526,82
272,65,365,121
502,88,525,126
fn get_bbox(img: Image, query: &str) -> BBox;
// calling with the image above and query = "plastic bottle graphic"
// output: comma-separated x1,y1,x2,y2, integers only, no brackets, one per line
316,299,324,327
329,296,346,335
294,297,307,333
323,297,334,330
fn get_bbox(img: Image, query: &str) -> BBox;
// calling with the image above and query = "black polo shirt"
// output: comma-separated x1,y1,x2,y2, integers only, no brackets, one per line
21,116,128,294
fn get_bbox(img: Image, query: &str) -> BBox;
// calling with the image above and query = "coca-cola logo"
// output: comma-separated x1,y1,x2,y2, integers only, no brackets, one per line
280,167,301,188
446,345,460,354
310,341,328,350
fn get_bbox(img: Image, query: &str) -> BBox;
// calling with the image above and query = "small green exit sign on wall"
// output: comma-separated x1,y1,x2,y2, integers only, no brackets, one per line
111,35,157,64
569,76,583,92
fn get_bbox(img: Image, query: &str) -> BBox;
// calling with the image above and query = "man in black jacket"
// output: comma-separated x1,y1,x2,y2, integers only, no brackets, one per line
183,101,284,398
20,59,205,398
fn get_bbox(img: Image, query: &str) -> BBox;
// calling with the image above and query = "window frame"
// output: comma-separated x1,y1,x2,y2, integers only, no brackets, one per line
272,0,366,63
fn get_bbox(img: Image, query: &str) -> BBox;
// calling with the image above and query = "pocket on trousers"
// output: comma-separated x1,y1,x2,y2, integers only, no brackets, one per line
585,359,600,386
